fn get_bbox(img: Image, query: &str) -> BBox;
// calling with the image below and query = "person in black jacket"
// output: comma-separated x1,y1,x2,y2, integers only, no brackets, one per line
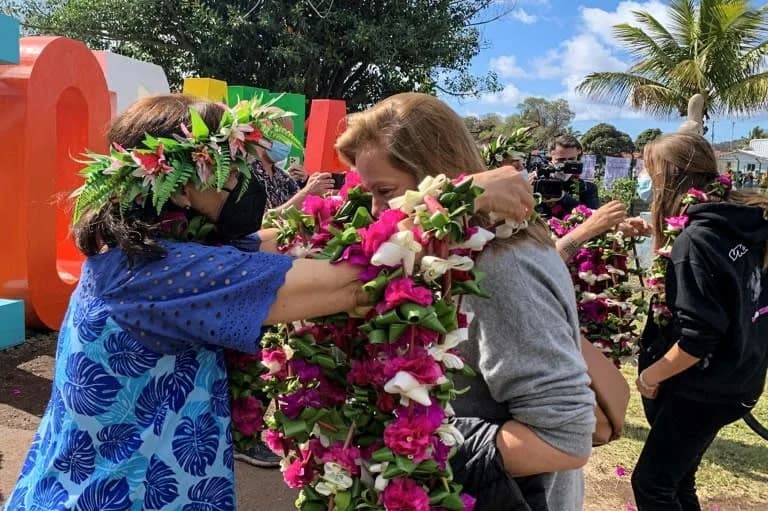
632,133,768,511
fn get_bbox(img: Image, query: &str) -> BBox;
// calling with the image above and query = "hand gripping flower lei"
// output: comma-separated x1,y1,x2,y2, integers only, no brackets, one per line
646,174,732,326
243,173,496,511
71,96,301,223
549,206,646,364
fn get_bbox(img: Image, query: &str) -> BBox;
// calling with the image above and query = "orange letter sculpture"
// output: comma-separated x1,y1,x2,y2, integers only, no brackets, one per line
304,100,349,174
0,37,111,328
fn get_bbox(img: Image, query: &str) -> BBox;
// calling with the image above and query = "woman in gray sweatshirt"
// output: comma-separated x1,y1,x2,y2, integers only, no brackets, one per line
336,92,596,511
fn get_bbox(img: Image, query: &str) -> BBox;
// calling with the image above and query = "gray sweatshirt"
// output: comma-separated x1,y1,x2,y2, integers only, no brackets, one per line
453,239,595,511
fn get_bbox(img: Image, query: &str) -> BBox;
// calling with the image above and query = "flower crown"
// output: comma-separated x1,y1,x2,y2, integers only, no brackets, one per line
479,128,532,168
71,96,302,223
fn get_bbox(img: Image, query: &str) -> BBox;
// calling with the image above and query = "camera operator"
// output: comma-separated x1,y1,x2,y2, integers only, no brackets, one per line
529,135,648,261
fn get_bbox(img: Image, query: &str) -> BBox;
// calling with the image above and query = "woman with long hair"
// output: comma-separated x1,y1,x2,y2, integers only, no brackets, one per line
632,133,768,510
336,92,595,511
3,94,533,510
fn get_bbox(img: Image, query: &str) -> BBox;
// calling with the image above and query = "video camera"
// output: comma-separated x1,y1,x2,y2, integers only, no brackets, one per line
526,153,584,199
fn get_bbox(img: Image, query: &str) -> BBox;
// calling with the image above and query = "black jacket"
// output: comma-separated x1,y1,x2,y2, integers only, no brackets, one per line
640,202,768,405
450,418,549,511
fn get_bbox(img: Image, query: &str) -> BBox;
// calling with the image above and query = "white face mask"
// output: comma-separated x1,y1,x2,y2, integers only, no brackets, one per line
518,169,529,182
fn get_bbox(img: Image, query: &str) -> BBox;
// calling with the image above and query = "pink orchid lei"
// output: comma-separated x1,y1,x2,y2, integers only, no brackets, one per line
647,175,732,326
549,205,647,364
253,172,489,511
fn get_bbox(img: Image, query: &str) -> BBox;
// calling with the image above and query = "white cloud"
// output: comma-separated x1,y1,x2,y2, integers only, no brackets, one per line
534,1,669,120
580,1,671,49
490,55,525,79
510,8,537,24
479,84,527,107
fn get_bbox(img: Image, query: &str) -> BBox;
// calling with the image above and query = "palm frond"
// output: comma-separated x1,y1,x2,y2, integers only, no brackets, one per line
577,72,684,117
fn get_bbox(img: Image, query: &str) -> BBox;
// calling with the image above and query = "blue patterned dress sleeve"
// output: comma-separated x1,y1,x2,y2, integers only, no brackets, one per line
93,241,293,354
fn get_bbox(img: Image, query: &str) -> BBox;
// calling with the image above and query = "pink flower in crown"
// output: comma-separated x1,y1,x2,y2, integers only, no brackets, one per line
359,209,407,258
263,428,286,456
261,347,288,375
191,146,215,184
686,188,708,202
665,215,689,233
615,465,628,477
132,143,172,180
282,448,316,489
319,442,362,476
376,277,433,313
381,477,431,511
384,348,444,385
384,414,438,462
231,396,264,437
339,170,363,199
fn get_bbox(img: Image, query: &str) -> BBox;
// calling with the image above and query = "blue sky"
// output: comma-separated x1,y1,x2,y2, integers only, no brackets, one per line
443,0,768,141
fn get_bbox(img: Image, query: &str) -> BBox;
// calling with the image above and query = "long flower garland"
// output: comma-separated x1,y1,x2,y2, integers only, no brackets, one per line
241,172,495,511
646,175,732,326
549,206,646,364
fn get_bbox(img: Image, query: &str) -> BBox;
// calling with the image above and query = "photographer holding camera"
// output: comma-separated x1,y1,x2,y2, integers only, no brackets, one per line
530,135,642,261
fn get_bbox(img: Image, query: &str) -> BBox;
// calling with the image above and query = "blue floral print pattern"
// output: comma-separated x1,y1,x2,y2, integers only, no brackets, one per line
4,240,293,510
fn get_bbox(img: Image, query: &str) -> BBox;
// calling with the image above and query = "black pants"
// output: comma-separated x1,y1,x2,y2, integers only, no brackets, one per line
631,392,750,511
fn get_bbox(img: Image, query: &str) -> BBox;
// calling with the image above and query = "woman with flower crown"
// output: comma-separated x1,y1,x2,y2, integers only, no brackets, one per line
336,93,596,511
632,133,768,511
2,93,534,511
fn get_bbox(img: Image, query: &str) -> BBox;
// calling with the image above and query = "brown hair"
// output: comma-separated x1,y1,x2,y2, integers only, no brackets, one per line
74,94,224,260
645,133,768,268
336,92,553,247
549,134,583,153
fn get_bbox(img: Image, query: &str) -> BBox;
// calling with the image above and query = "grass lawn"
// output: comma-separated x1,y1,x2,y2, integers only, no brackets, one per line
585,366,768,508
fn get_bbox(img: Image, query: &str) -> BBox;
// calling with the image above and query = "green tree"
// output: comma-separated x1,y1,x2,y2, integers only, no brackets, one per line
516,97,575,149
581,123,635,161
577,0,768,121
748,126,767,140
634,128,663,152
2,0,503,111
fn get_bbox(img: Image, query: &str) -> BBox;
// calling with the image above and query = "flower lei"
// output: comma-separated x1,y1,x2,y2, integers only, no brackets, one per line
240,172,494,511
71,96,301,222
647,175,732,326
549,205,646,364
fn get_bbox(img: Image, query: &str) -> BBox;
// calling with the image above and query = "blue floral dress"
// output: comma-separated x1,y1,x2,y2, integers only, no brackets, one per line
3,240,293,510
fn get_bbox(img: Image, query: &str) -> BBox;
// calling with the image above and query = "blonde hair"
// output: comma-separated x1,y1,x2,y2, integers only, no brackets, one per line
645,133,768,268
335,92,552,246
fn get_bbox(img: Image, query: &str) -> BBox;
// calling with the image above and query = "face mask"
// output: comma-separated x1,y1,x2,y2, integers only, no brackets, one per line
266,140,292,163
518,169,529,182
637,174,653,202
216,177,267,240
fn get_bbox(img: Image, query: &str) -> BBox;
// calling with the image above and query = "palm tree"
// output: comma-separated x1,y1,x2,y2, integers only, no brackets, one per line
577,0,768,121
